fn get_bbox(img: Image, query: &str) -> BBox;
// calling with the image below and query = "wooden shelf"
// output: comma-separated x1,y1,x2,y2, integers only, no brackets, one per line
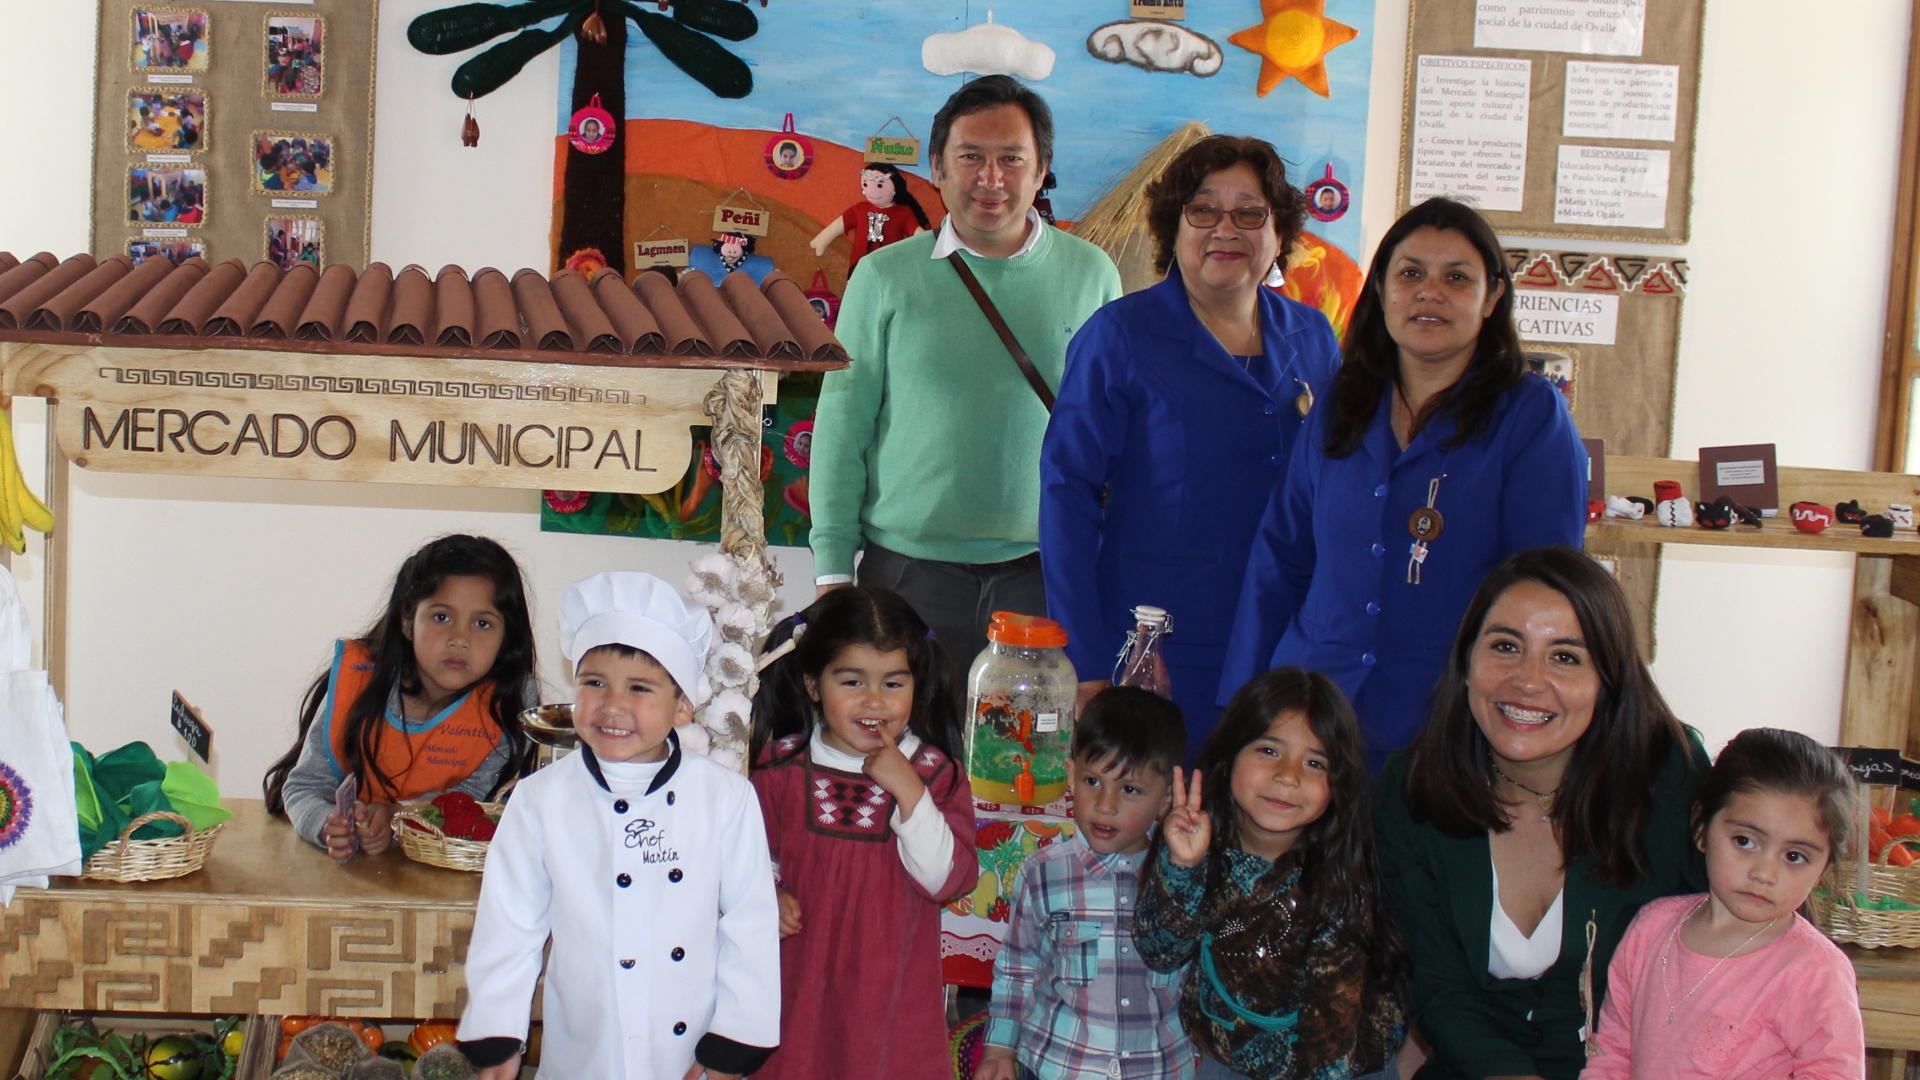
1588,516,1920,557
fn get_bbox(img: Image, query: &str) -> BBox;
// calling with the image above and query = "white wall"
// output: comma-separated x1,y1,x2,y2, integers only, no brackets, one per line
0,1,1908,792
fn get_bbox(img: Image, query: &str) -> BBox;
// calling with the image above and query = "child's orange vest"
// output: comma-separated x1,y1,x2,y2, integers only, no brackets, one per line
324,638,503,801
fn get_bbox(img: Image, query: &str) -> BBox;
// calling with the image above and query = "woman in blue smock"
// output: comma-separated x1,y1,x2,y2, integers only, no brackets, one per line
1041,135,1340,761
1219,197,1588,769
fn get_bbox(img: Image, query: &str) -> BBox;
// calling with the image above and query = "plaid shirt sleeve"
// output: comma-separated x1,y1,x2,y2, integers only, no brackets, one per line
984,854,1048,1050
984,844,1197,1080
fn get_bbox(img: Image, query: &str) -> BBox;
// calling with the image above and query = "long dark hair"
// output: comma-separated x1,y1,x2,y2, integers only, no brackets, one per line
863,163,931,230
1695,728,1856,875
263,534,538,813
1325,196,1524,457
1146,667,1406,990
750,587,962,777
1403,547,1693,886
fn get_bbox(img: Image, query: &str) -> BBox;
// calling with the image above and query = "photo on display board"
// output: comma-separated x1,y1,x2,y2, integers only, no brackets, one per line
1524,348,1577,408
250,132,334,194
132,7,209,71
128,89,207,153
265,14,323,97
265,216,322,270
128,237,206,266
128,165,208,225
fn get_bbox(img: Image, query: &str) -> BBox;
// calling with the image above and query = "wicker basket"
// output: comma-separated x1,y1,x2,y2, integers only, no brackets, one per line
391,802,502,872
81,810,223,882
1808,837,1920,949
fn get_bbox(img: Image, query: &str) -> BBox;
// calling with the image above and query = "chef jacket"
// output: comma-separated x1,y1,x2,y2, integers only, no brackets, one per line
458,733,780,1077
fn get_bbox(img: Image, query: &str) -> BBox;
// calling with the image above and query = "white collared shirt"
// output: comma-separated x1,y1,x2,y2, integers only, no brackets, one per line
927,207,1047,260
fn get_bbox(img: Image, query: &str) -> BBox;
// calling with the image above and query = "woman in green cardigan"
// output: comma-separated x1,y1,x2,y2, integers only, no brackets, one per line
1374,548,1706,1080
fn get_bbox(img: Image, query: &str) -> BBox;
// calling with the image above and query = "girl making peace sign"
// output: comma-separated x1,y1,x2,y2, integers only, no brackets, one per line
1135,668,1408,1079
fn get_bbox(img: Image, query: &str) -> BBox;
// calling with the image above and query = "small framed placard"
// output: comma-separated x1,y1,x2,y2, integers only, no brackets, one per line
1582,437,1605,500
711,196,769,238
1699,443,1778,511
864,117,921,165
1130,0,1186,19
170,690,213,763
634,236,691,269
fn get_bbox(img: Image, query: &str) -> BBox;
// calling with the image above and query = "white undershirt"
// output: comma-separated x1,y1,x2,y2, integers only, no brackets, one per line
597,755,668,795
807,729,957,894
1488,848,1564,980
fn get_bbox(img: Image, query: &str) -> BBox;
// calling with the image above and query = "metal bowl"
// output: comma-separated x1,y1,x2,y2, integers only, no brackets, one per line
519,703,578,748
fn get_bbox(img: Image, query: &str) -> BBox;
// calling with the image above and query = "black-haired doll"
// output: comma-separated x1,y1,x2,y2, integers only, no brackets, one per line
809,164,930,273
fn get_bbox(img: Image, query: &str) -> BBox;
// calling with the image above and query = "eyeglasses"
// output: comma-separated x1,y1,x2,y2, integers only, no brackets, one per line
1183,203,1272,230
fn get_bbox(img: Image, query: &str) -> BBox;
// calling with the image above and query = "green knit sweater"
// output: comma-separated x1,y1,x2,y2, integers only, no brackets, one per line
809,226,1121,577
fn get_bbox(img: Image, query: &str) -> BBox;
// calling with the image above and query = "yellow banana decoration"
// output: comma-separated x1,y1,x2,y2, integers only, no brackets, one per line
0,408,53,553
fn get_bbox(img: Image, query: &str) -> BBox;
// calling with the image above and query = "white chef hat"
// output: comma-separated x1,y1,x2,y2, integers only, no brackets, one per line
558,571,714,704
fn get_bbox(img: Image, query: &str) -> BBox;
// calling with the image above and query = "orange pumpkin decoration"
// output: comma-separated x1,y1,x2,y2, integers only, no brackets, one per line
409,1020,460,1056
279,1016,323,1037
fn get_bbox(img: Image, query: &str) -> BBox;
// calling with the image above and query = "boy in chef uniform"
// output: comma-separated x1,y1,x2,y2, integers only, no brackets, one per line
457,571,780,1080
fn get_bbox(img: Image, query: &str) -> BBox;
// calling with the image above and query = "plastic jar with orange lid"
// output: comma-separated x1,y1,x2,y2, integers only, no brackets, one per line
964,611,1075,807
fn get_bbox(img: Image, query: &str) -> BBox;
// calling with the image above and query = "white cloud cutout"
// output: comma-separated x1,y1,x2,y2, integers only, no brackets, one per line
1086,20,1223,77
922,19,1056,81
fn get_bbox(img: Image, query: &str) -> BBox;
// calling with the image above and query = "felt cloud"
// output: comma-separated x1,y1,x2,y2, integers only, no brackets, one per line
1086,20,1223,77
922,18,1055,81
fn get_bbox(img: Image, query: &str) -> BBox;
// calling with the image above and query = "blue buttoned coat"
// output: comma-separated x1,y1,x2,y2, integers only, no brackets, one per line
1218,374,1588,767
1040,267,1340,758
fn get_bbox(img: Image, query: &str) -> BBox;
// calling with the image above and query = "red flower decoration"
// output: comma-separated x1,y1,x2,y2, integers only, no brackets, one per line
564,247,609,278
545,489,592,514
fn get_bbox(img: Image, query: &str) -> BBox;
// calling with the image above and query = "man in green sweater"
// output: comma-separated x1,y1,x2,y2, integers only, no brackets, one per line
810,75,1122,689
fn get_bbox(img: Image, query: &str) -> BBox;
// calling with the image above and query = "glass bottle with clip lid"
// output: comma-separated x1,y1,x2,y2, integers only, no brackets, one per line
1112,605,1173,699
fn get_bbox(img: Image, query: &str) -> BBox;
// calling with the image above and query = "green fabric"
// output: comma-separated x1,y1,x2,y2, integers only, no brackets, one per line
91,741,166,795
162,760,232,829
70,741,223,859
808,226,1123,576
1372,728,1710,1080
71,743,104,830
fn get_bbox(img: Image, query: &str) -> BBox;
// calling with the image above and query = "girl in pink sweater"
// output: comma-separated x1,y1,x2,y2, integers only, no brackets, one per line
1580,727,1864,1079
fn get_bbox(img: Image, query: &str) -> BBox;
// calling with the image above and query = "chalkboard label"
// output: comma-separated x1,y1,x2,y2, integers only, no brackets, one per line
171,691,212,763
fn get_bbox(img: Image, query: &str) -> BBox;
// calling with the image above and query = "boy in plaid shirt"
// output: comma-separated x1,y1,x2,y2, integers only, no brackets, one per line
976,687,1195,1080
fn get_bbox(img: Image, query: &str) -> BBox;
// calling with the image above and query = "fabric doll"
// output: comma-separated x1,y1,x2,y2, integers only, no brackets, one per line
809,164,931,274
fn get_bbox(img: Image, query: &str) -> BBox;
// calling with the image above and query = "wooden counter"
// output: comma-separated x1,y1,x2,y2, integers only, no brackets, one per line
1853,944,1920,1078
0,800,478,1019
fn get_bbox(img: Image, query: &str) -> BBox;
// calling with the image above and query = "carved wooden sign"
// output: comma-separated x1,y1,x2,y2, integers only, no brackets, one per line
1,344,771,496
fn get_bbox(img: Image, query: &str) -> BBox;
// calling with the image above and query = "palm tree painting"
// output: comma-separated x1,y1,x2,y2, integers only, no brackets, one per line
408,0,758,277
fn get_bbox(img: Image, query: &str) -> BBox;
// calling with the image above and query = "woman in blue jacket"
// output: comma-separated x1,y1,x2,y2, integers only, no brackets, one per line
1219,197,1588,768
1040,134,1340,760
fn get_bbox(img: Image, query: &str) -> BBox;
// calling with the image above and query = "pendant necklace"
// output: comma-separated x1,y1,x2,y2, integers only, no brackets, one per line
1395,383,1448,585
1658,896,1776,1024
1491,762,1556,823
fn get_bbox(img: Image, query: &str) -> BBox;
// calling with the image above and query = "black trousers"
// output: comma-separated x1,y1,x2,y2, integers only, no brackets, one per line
856,542,1048,700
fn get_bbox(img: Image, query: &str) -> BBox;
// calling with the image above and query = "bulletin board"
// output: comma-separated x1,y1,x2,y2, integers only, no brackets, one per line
1505,245,1689,655
1398,0,1705,243
91,0,378,270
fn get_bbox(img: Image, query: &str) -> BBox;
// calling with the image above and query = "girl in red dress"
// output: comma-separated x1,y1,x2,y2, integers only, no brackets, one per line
748,587,979,1079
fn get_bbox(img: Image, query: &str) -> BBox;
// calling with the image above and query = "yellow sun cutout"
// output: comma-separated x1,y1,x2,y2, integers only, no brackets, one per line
1228,0,1358,98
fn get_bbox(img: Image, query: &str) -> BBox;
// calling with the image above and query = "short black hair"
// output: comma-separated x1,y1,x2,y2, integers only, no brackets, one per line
929,74,1054,174
1071,686,1184,779
576,643,684,697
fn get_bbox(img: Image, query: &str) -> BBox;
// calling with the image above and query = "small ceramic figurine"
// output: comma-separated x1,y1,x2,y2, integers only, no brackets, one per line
809,163,931,273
